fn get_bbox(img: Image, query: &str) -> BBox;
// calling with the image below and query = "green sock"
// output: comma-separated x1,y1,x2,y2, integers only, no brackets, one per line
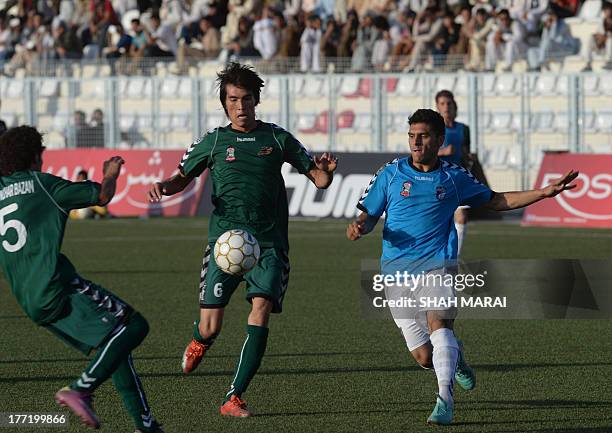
70,313,149,393
112,354,157,432
193,319,217,346
225,324,269,401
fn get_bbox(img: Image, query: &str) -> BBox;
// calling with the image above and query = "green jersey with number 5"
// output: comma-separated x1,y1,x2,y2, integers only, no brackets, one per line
0,170,100,324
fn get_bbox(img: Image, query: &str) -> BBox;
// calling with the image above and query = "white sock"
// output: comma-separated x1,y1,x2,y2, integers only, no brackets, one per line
430,328,459,408
455,222,466,255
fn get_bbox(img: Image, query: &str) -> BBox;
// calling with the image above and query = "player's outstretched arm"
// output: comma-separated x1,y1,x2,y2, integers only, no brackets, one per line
98,156,125,206
486,170,579,211
307,152,338,189
347,212,380,241
147,172,194,202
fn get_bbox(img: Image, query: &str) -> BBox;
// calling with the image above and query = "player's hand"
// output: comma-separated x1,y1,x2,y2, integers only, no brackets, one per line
541,170,579,198
148,182,166,202
346,220,365,241
314,152,338,173
102,156,124,179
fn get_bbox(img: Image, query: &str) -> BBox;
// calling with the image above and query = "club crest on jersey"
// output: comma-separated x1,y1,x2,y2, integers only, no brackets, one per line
400,181,412,197
436,186,446,200
257,146,273,156
226,146,236,161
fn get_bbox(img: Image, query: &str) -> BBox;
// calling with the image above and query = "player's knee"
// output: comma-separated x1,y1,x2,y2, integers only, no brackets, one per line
248,298,273,325
414,351,433,369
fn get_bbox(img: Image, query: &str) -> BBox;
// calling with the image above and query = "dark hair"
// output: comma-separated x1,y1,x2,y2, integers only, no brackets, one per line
217,62,264,115
498,9,510,18
0,126,44,176
151,13,160,21
131,18,140,25
435,89,455,103
77,169,88,179
408,109,445,138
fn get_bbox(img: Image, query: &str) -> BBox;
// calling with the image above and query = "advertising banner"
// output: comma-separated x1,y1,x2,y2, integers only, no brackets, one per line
522,153,612,228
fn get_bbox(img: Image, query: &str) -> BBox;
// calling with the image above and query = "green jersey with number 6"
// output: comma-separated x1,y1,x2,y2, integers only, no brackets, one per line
0,171,100,324
179,121,314,250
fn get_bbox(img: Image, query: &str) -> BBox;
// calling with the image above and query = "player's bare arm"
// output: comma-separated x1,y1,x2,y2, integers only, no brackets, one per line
148,172,194,202
307,152,338,189
346,212,379,241
437,144,454,156
486,170,579,211
98,156,125,206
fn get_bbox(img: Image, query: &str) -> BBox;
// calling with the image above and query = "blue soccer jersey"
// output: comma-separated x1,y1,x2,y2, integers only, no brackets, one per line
440,121,468,166
357,158,493,273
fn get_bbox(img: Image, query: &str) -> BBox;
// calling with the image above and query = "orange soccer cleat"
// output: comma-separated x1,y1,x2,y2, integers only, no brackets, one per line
181,339,208,373
219,395,252,418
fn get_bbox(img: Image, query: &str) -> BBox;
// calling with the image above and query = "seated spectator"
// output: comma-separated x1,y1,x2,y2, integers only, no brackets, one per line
527,10,579,71
145,13,177,59
222,0,263,46
127,18,147,73
485,8,527,72
337,9,359,62
253,7,280,61
89,108,105,148
0,14,12,70
351,10,380,71
320,17,339,63
389,8,416,71
431,10,460,69
371,16,391,71
583,2,612,71
300,13,322,72
225,16,260,61
103,23,132,73
465,7,494,71
70,170,111,219
549,0,580,18
64,110,90,148
53,20,82,59
274,14,300,71
176,16,221,71
402,6,444,72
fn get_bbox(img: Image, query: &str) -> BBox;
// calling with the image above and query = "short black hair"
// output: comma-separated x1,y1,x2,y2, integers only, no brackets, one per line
408,109,445,138
217,62,264,115
77,169,88,179
0,126,44,176
435,89,457,109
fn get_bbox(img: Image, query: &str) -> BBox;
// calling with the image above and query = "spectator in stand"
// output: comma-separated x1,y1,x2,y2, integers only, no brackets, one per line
145,13,177,59
403,5,443,72
225,16,260,60
222,0,262,46
337,9,359,62
127,18,147,73
253,6,280,60
351,10,381,71
321,17,339,60
465,6,494,71
0,14,12,70
180,0,213,44
506,0,548,35
371,15,391,71
88,108,105,148
176,15,221,71
432,10,460,69
583,2,612,71
549,0,579,18
82,0,119,58
53,20,82,59
528,10,579,71
389,8,415,71
159,0,189,27
485,8,527,72
274,14,300,70
300,13,322,72
64,110,89,148
103,23,131,72
449,6,471,59
69,170,111,219
334,0,348,23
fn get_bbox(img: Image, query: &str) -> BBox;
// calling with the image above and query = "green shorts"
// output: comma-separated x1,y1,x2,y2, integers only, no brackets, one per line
44,276,133,355
198,244,290,313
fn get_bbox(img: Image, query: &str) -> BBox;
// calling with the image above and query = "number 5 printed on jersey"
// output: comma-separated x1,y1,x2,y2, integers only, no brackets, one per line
0,203,27,253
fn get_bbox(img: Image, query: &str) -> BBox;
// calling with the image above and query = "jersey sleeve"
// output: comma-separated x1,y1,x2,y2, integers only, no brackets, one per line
42,175,101,211
178,131,215,178
282,133,315,174
455,168,493,207
356,164,391,217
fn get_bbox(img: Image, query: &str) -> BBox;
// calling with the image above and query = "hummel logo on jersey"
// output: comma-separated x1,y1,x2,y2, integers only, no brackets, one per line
236,137,256,142
226,147,236,161
257,146,273,156
400,181,412,197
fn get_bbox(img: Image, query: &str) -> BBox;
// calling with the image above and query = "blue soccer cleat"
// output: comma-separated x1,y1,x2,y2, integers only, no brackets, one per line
427,395,453,425
455,339,476,391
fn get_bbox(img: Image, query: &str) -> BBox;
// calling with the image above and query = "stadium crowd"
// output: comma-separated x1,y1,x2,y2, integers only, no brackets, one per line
0,0,609,75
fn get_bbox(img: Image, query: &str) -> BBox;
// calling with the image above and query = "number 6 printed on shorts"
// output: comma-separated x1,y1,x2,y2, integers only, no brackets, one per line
214,283,223,298
0,203,27,253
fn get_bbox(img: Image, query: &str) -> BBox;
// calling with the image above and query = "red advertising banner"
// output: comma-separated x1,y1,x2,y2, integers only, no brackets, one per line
522,153,612,228
43,149,206,217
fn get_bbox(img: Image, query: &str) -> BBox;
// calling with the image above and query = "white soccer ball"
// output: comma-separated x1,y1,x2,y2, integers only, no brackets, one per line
214,229,260,276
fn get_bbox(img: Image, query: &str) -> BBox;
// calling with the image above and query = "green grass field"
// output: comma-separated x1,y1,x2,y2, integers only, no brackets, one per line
1,218,611,433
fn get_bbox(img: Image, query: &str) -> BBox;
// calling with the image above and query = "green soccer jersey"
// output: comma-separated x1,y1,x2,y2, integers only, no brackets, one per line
179,121,314,250
0,171,100,324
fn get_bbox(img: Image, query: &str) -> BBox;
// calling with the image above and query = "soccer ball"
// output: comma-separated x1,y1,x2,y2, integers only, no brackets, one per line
214,229,260,275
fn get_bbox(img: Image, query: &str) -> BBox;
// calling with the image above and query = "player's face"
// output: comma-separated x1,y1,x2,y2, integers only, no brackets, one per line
224,84,257,132
408,122,443,166
436,96,456,122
